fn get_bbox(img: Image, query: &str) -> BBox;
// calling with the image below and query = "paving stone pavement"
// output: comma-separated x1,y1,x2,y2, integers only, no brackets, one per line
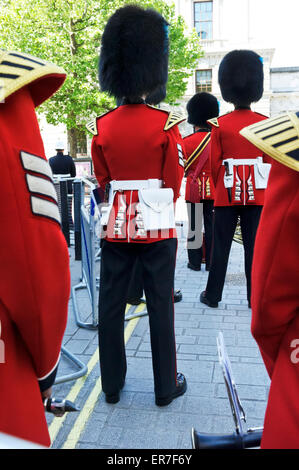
47,220,270,450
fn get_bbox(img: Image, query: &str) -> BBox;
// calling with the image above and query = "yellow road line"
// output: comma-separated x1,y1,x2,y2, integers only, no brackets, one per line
49,347,98,443
62,312,142,449
49,303,142,445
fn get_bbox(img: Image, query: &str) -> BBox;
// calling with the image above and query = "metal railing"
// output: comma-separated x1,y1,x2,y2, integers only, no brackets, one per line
53,176,88,383
71,177,100,330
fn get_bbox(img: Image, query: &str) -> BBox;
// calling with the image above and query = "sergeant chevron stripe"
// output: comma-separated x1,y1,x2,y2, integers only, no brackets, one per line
0,50,65,101
26,174,58,202
31,196,61,223
184,133,211,173
20,151,61,224
20,151,54,180
240,112,299,172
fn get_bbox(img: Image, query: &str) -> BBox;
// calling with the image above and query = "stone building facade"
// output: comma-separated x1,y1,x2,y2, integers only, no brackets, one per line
270,67,299,115
172,0,299,137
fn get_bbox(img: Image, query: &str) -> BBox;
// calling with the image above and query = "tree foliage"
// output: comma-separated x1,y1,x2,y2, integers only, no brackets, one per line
0,0,202,151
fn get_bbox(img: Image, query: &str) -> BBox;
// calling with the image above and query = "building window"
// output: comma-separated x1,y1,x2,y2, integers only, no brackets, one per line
194,1,213,40
196,69,212,92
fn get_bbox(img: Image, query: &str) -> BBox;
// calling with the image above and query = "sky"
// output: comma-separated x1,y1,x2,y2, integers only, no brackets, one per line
249,0,299,67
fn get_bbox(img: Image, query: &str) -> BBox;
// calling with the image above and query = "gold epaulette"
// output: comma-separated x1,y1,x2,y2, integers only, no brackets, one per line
164,111,186,131
145,104,185,131
86,108,118,136
207,117,219,128
146,104,163,111
0,50,66,104
240,112,299,172
86,118,98,136
207,111,235,128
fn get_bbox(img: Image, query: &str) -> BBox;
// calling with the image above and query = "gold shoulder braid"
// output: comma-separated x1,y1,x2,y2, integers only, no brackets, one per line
240,112,299,172
164,111,186,131
85,108,119,136
0,50,65,102
207,117,219,128
86,118,98,136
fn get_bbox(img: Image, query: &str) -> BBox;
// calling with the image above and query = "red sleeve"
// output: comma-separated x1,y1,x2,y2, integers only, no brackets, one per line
91,135,111,189
251,160,299,377
162,125,185,201
210,126,223,186
0,87,70,386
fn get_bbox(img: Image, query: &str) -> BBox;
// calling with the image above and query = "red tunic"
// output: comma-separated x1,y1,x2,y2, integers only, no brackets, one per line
0,55,69,447
183,131,215,202
251,160,299,449
209,109,270,206
90,104,185,243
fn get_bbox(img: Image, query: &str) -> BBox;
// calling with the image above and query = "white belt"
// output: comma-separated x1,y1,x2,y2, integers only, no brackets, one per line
222,157,271,190
100,179,163,227
222,157,262,168
110,179,162,192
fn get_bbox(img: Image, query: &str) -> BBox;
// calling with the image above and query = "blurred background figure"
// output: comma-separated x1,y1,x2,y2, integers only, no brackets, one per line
126,84,182,305
49,141,76,193
183,92,219,272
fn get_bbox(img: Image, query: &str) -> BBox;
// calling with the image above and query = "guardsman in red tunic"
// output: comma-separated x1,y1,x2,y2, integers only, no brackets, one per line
0,51,69,446
183,92,219,271
126,85,183,305
87,5,187,406
240,112,299,449
200,50,271,309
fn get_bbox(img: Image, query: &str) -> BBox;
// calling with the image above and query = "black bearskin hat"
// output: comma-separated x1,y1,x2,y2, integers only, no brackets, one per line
218,50,264,106
186,92,219,127
145,84,167,105
99,5,169,100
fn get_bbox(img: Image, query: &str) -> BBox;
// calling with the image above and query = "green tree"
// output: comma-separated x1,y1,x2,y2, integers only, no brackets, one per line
0,0,202,155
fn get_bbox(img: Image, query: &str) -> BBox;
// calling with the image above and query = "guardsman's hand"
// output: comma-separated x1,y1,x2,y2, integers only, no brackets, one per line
41,387,52,400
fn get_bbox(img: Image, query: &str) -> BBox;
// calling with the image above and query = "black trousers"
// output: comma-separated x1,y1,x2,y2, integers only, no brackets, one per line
201,200,214,269
127,258,144,301
98,238,178,399
205,205,263,303
187,200,214,269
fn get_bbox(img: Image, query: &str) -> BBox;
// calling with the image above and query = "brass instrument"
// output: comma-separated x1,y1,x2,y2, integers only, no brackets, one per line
191,332,263,449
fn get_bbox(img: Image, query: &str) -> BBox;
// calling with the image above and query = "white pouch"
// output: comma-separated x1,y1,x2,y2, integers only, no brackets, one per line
254,159,271,189
138,188,175,231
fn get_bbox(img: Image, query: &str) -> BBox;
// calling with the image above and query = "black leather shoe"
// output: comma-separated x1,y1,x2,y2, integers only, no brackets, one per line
105,377,125,404
173,289,182,303
155,373,187,406
200,291,218,308
187,262,201,271
105,392,120,404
